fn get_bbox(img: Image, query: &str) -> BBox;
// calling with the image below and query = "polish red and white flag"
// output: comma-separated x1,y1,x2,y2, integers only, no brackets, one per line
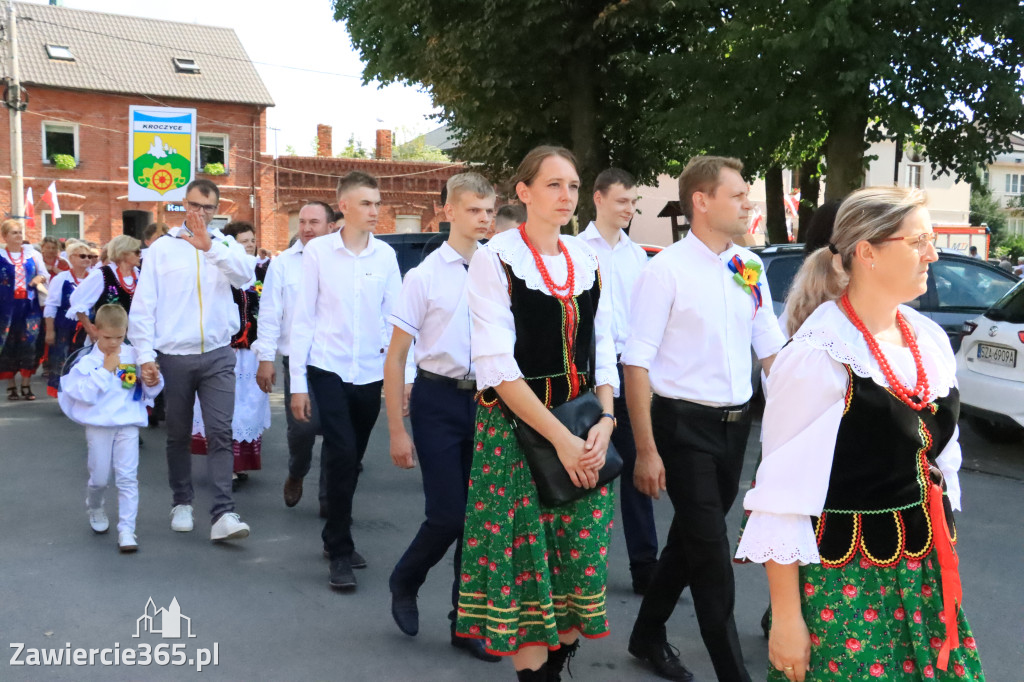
24,187,35,228
40,181,61,225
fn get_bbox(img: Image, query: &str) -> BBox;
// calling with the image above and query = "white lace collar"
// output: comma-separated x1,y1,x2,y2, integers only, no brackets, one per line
792,301,956,400
485,228,598,296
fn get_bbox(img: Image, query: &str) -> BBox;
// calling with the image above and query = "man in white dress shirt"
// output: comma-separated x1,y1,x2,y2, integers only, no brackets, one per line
130,179,255,542
383,172,500,663
290,171,402,591
578,168,659,595
623,157,787,682
254,201,336,513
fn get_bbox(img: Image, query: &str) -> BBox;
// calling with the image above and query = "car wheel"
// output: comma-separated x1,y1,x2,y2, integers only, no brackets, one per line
965,415,1024,444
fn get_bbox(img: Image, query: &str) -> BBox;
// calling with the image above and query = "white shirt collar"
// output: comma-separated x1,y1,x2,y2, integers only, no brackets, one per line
438,240,470,266
580,221,633,250
332,226,377,256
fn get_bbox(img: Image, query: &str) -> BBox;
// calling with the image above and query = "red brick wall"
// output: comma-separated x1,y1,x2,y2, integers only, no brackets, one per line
0,86,267,245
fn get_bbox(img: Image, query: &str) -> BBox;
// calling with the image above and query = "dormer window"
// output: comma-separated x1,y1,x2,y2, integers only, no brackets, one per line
173,57,200,74
46,45,75,61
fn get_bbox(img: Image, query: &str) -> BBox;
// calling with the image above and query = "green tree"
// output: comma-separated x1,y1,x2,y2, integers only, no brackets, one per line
970,187,1007,254
392,128,450,162
337,134,370,159
334,0,717,224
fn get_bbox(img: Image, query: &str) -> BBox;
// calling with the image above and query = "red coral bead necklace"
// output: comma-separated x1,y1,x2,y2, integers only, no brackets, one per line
840,292,930,411
518,224,575,301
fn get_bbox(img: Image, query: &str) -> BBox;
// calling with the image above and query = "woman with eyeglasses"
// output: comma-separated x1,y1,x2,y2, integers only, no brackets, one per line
43,241,94,397
735,187,983,681
66,235,142,343
0,219,48,400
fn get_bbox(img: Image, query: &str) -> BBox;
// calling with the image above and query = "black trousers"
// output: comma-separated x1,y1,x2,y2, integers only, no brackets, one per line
306,366,382,560
283,356,327,503
633,396,753,682
612,363,659,571
389,376,476,616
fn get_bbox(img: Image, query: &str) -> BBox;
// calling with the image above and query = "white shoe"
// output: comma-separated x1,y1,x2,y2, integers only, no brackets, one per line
210,512,250,542
170,504,194,532
88,508,109,534
118,531,138,553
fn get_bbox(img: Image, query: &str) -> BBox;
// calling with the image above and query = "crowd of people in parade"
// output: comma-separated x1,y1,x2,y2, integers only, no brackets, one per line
0,149,985,681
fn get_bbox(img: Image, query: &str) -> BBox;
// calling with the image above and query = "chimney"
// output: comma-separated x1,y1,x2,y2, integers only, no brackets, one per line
316,124,332,157
375,129,393,161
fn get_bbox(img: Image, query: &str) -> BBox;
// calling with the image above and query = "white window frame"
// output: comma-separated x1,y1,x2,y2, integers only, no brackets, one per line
905,164,923,189
1005,173,1021,195
40,211,83,240
41,121,79,165
199,133,229,173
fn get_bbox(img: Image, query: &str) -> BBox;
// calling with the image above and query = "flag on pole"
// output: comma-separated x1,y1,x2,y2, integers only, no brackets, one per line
40,181,61,225
24,188,35,229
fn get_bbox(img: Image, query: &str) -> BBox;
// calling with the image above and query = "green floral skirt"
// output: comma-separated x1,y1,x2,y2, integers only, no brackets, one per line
767,552,984,681
454,402,615,656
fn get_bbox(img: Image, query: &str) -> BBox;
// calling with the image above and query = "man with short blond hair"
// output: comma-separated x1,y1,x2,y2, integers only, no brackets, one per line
625,156,786,681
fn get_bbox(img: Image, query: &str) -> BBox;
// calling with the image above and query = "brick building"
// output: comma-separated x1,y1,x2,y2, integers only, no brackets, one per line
259,126,466,251
0,1,274,244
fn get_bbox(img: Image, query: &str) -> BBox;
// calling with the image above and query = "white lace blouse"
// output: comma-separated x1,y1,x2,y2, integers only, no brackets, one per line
467,228,619,394
734,301,963,565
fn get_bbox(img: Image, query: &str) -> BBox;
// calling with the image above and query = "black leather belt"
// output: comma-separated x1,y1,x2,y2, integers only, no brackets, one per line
417,368,476,392
652,395,750,423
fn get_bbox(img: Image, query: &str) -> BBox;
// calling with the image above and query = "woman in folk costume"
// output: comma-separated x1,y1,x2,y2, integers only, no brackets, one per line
43,241,93,397
455,146,619,681
66,234,142,338
735,187,984,681
191,221,270,484
0,219,48,400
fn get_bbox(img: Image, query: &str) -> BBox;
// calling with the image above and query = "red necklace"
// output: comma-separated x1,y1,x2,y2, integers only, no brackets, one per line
518,224,575,301
116,266,137,295
840,293,930,411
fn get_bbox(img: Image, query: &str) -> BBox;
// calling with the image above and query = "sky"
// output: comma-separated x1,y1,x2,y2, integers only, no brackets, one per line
20,0,441,155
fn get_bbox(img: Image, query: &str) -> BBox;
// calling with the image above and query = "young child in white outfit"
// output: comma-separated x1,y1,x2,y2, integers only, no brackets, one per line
59,304,164,552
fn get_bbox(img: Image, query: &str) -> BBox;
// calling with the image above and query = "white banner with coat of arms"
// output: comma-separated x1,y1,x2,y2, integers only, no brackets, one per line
128,106,196,202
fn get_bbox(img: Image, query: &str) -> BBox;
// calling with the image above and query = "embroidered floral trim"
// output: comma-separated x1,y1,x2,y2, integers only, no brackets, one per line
735,512,821,565
475,354,524,390
794,302,954,401
488,231,598,296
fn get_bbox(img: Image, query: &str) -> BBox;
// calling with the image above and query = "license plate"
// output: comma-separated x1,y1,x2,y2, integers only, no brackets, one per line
977,343,1017,368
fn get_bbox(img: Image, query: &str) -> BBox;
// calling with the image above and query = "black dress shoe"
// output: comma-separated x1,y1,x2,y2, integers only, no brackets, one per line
451,633,500,662
328,558,356,590
628,632,694,681
391,592,419,636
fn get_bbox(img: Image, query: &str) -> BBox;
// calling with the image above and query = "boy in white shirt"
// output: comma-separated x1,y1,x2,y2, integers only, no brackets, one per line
60,304,164,552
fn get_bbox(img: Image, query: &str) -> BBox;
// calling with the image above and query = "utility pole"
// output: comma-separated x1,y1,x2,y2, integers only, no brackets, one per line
5,1,25,223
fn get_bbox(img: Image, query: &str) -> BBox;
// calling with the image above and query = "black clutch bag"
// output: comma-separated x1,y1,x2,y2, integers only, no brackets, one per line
501,336,622,507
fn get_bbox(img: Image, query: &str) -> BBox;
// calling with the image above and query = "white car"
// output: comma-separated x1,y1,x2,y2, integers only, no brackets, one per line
955,280,1024,442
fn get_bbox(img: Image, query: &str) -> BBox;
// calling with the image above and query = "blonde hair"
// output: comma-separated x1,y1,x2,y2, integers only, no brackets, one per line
678,156,744,221
785,186,927,336
446,172,495,204
66,241,91,257
94,303,128,331
106,235,141,264
1,218,21,237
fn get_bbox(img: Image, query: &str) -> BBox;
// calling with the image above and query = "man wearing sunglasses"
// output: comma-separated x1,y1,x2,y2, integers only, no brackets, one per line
129,179,256,543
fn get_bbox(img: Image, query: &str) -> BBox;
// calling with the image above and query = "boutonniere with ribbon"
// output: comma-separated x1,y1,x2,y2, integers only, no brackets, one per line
116,363,143,400
727,255,763,315
253,280,263,297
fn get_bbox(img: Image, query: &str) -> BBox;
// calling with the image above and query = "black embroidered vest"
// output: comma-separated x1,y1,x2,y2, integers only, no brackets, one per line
92,266,134,316
230,261,267,350
814,367,960,567
481,260,601,410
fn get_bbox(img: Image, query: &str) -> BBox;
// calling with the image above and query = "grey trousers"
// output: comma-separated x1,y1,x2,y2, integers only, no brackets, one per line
158,345,236,520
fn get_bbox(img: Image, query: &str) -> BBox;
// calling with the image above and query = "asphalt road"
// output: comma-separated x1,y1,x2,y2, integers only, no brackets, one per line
1,381,1021,681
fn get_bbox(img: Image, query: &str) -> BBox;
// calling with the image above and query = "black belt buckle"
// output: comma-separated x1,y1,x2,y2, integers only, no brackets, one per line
418,368,476,392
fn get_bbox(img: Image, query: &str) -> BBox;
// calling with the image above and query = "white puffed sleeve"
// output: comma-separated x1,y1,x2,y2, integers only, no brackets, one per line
735,341,849,565
468,246,523,390
586,246,619,395
934,426,962,511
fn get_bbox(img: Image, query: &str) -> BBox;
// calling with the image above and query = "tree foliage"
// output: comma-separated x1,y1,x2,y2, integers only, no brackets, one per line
335,0,1024,230
337,133,371,159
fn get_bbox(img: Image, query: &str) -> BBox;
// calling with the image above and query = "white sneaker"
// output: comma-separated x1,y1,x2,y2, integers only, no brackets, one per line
88,508,109,534
210,512,250,542
118,531,138,553
170,504,194,532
